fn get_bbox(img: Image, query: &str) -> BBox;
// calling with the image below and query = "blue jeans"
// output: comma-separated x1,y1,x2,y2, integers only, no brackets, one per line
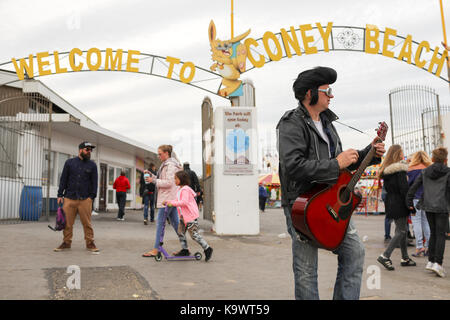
143,193,155,221
384,216,392,239
283,206,365,300
411,199,430,249
153,207,188,250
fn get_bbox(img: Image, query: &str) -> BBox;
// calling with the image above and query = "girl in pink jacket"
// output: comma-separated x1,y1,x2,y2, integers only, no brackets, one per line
165,170,213,262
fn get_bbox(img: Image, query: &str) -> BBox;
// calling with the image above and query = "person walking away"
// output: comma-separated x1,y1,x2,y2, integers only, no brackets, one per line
164,170,213,261
377,145,416,270
113,170,130,221
183,162,201,206
407,147,450,277
407,151,432,257
277,66,385,300
54,141,99,252
142,145,189,257
140,164,157,224
258,184,268,212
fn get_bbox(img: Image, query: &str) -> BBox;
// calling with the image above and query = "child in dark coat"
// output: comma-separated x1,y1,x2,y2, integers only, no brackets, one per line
407,147,450,278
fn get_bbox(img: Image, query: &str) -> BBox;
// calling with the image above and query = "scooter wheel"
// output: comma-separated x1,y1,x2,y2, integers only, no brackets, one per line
194,252,202,261
155,252,163,262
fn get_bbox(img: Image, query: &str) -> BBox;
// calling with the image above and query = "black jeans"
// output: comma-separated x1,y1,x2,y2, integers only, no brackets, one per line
116,191,127,219
259,196,267,211
426,212,448,265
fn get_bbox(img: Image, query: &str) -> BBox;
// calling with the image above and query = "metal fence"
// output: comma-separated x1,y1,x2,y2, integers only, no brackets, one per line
389,85,445,156
0,85,52,224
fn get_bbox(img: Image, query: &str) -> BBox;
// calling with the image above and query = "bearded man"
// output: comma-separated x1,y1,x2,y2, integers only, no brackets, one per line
54,141,99,252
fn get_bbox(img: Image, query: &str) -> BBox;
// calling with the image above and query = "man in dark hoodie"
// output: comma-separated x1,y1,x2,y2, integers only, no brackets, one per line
406,147,450,278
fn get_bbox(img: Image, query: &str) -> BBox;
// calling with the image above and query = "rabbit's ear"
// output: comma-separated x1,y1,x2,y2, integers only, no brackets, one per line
209,20,216,43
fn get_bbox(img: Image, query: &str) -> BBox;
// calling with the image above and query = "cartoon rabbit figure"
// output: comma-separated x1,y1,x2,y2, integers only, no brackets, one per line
208,20,250,97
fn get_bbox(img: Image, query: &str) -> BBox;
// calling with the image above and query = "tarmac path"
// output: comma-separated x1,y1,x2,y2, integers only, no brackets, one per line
0,209,448,300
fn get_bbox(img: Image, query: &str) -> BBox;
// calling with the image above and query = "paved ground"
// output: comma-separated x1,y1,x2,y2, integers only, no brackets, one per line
0,208,449,300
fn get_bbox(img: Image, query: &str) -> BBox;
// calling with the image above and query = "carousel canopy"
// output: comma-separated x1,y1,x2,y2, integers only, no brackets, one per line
259,172,280,186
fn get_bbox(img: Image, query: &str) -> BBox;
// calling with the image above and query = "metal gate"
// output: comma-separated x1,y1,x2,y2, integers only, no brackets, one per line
388,85,443,156
0,85,52,224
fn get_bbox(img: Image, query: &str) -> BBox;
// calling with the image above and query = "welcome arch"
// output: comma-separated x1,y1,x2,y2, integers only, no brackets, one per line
1,22,448,99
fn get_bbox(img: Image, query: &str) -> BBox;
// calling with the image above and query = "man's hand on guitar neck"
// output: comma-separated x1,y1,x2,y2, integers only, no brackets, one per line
336,149,359,169
371,137,386,158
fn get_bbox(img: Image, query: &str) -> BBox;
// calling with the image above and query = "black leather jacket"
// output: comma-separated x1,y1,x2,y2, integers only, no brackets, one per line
276,103,380,207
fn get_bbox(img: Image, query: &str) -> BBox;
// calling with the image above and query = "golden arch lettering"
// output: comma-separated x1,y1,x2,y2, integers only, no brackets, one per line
2,50,227,98
1,22,448,100
242,23,448,82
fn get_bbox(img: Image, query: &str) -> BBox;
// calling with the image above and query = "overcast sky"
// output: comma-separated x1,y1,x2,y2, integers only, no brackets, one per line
1,0,449,174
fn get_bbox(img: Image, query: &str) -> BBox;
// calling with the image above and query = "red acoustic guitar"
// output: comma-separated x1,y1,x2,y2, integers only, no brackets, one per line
291,122,388,251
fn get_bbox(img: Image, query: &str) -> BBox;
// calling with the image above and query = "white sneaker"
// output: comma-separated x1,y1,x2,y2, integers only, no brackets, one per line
431,263,446,277
425,261,434,271
92,211,98,216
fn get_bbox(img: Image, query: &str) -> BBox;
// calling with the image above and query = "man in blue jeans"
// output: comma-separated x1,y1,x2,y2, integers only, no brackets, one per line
277,67,385,299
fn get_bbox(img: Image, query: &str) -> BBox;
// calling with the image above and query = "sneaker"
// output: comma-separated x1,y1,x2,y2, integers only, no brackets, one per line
431,263,446,277
54,242,71,252
204,247,213,262
425,261,434,271
377,255,395,270
91,211,98,216
86,241,99,252
173,249,190,256
144,219,148,225
400,258,416,266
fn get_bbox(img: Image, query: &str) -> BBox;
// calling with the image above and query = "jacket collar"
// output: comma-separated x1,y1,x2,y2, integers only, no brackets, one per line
295,102,339,123
383,161,409,175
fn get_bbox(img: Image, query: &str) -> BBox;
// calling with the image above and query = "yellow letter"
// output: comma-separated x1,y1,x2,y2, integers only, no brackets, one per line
11,54,34,80
126,50,140,72
316,22,333,52
69,48,84,71
280,27,302,58
262,31,283,61
105,48,123,71
382,27,397,58
53,51,68,74
397,35,413,64
166,56,180,78
300,24,318,54
365,24,380,54
36,51,52,76
244,38,265,68
414,41,430,69
86,48,102,71
180,61,195,83
427,47,448,77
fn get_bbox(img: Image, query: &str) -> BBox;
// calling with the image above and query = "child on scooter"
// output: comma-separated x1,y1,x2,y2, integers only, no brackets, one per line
163,171,213,262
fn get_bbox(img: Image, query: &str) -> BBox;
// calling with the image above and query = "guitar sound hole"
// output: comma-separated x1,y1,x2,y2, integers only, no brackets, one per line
339,188,351,204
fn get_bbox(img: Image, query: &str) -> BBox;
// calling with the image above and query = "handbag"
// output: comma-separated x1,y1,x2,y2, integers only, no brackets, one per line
48,204,67,231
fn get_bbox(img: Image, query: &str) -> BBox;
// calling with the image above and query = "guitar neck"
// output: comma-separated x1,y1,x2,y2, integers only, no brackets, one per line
347,144,377,191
